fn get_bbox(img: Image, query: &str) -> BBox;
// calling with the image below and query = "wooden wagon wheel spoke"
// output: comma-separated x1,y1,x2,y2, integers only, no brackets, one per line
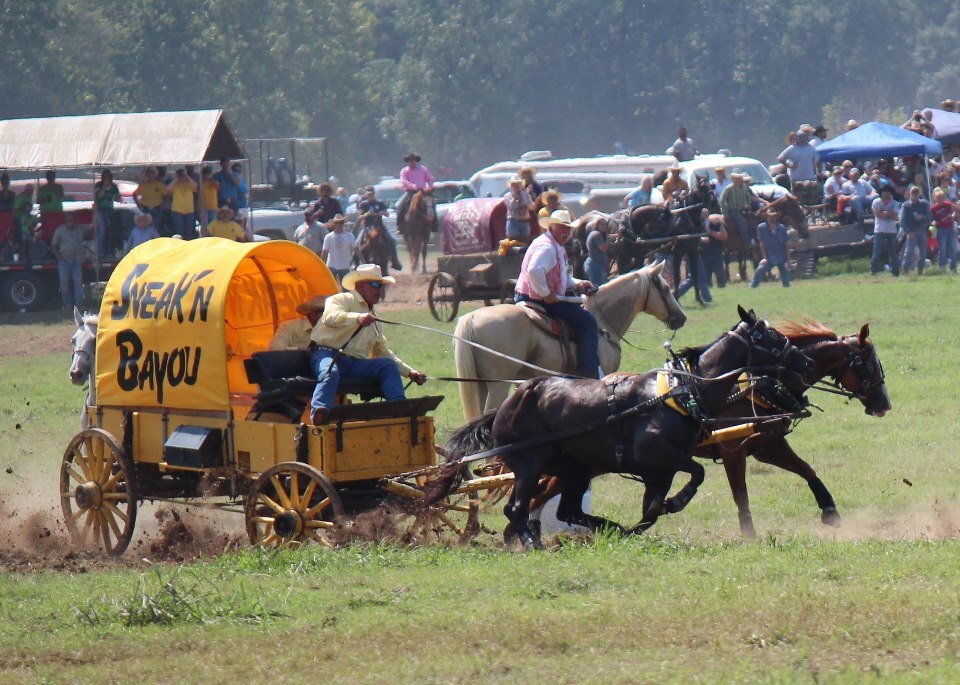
246,463,343,548
427,272,460,322
60,429,138,556
404,467,480,544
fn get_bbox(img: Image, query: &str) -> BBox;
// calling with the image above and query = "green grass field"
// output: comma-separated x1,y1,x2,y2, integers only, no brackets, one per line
1,272,960,684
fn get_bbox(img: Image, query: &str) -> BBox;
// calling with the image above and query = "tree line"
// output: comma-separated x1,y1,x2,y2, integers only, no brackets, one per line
0,0,954,184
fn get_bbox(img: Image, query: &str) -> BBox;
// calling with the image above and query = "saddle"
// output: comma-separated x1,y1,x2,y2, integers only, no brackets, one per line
516,301,577,373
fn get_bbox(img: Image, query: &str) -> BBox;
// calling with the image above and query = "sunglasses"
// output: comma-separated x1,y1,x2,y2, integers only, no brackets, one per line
367,281,384,290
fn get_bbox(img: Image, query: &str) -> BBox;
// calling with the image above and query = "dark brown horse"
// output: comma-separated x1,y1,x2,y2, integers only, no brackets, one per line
724,193,808,283
701,320,890,538
426,306,814,550
402,190,435,273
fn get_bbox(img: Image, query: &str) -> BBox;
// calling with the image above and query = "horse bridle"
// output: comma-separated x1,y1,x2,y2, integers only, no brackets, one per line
814,335,885,401
727,319,802,374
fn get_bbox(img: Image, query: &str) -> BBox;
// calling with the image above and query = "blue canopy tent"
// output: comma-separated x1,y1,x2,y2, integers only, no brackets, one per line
816,122,942,194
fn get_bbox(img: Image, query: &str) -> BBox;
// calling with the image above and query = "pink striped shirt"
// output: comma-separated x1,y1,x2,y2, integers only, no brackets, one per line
400,164,434,191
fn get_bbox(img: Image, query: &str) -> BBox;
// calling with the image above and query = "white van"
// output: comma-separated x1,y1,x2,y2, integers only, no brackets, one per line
470,153,678,200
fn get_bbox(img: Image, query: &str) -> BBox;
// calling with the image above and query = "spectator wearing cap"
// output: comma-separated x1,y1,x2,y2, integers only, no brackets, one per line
311,181,343,223
205,206,248,242
396,153,434,232
749,207,792,288
839,168,878,224
503,176,535,240
899,185,932,275
870,187,900,276
167,168,198,239
667,127,698,162
213,157,241,211
321,214,356,282
357,185,401,270
294,210,327,256
269,295,327,351
713,167,731,198
124,213,160,252
134,168,166,230
777,130,819,187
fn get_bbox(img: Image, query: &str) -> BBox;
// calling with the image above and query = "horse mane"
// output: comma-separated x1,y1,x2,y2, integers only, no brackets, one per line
776,318,836,342
409,190,422,213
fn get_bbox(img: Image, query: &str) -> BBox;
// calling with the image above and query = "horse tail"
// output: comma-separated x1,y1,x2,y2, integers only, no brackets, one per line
454,314,484,420
421,408,498,505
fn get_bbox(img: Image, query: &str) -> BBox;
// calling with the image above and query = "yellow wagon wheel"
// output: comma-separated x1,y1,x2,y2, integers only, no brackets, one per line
472,459,514,510
245,462,344,548
408,466,481,543
60,428,138,556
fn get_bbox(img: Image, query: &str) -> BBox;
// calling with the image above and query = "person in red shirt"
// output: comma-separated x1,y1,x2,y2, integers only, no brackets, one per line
930,187,958,271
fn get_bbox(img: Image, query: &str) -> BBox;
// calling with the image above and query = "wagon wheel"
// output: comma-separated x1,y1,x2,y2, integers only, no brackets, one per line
499,279,518,304
407,467,480,543
60,428,138,556
245,462,344,548
472,459,514,510
427,272,460,322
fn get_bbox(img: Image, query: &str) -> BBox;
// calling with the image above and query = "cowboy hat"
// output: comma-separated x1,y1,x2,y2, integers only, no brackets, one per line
537,209,578,231
342,263,396,291
217,206,235,218
328,213,346,224
519,166,537,176
667,165,681,172
295,295,328,315
508,175,523,187
404,153,421,162
799,123,816,134
730,172,745,180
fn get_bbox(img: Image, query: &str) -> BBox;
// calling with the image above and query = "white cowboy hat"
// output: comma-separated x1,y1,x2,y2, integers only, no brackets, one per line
537,209,579,231
342,263,396,291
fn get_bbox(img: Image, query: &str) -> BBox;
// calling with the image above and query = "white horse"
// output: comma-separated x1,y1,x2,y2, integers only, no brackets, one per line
69,307,98,428
454,262,686,419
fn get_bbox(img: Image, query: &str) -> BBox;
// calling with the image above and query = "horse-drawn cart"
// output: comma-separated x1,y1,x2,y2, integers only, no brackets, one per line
428,198,535,321
61,238,483,554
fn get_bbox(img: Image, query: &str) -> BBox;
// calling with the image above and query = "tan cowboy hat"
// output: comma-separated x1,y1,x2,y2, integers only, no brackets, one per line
537,209,578,231
799,123,816,134
295,295,328,315
342,263,396,291
667,165,681,172
730,171,745,180
508,175,523,187
519,166,537,176
327,213,346,224
404,153,421,162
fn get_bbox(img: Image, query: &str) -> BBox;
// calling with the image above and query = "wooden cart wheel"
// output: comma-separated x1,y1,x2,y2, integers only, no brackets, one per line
60,428,138,556
407,467,480,543
499,279,518,304
472,459,514,510
427,272,460,322
245,462,344,548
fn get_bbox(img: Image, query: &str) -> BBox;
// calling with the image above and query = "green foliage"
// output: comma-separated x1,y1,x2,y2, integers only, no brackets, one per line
0,0,953,184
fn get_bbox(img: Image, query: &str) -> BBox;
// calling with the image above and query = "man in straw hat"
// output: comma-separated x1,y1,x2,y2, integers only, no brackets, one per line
205,206,248,241
270,296,328,351
396,152,434,233
311,181,343,223
514,210,600,379
503,176,535,240
307,264,426,425
661,165,689,204
719,171,757,245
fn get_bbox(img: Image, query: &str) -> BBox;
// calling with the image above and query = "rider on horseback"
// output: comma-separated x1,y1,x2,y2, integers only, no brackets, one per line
720,172,759,246
396,153,435,234
514,210,600,379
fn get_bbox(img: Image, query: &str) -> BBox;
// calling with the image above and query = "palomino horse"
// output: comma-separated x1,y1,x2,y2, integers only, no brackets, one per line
724,193,808,282
454,262,687,419
402,190,436,273
427,307,815,550
69,307,98,428
700,320,890,538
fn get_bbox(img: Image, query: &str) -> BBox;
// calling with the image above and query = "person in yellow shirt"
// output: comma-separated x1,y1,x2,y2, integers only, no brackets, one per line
205,206,248,241
166,168,198,239
134,167,167,231
307,264,425,424
200,166,219,225
269,296,327,350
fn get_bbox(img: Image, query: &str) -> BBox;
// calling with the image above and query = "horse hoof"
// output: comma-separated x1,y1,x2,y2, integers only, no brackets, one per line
740,525,757,541
521,536,544,552
503,522,518,544
821,508,841,528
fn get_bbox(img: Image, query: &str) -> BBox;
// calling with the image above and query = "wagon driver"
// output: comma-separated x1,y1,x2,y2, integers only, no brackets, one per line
308,264,426,425
514,210,601,379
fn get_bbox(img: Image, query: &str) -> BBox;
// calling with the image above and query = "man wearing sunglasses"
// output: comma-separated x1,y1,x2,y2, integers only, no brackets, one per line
308,264,426,425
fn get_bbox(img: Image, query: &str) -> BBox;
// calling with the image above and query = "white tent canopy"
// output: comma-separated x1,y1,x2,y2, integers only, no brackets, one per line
0,109,247,170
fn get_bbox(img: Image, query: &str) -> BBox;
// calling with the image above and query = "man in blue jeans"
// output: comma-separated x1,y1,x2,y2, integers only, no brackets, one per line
899,185,932,275
50,212,89,311
514,209,600,378
749,207,792,288
308,264,426,425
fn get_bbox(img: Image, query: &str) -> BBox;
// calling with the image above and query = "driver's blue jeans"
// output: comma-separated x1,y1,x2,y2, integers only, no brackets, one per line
310,347,406,412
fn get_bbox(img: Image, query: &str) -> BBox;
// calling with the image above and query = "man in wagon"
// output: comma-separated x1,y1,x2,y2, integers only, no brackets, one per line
269,295,327,351
308,264,427,425
514,210,600,379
